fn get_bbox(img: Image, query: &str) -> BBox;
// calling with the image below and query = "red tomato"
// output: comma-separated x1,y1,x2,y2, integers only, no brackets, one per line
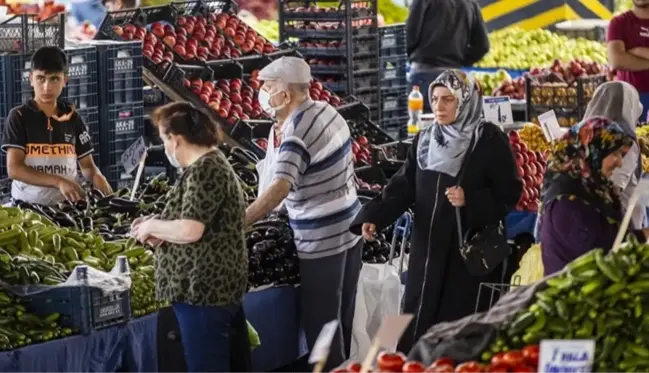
502,351,524,367
455,361,485,373
511,365,536,373
486,363,509,372
425,364,455,373
376,352,406,372
346,362,362,373
431,358,455,368
521,345,540,367
490,353,506,366
403,361,426,372
331,368,348,373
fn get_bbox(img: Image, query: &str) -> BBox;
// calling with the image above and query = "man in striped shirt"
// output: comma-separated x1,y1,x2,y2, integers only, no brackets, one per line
245,57,362,368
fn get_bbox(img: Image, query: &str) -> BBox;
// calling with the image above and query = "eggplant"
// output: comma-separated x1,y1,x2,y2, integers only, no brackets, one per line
108,198,140,214
233,166,259,187
53,212,78,228
264,227,281,239
81,217,93,231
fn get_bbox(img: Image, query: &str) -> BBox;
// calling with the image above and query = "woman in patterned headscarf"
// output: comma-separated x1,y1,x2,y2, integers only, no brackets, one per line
350,69,522,352
539,116,649,276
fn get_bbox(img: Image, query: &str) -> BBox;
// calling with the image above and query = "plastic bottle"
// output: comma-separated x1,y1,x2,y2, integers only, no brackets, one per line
407,86,423,138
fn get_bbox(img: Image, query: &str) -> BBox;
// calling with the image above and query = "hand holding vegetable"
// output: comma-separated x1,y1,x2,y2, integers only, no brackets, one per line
131,218,155,244
57,178,84,202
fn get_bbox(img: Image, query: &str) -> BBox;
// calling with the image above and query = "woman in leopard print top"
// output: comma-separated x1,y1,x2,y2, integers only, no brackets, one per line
130,102,249,372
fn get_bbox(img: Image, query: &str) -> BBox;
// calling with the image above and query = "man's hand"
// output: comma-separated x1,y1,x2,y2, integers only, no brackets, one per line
362,223,376,241
58,178,84,202
93,174,113,196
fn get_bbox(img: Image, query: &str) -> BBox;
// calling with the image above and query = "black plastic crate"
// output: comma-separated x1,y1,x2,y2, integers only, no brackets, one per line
0,56,10,121
353,56,378,74
352,74,379,93
0,177,10,203
380,115,407,133
525,73,606,119
526,106,580,129
379,55,407,88
65,46,99,110
95,8,146,40
20,262,132,334
99,102,145,174
76,107,101,164
7,46,99,110
356,91,380,109
379,24,406,57
381,89,407,120
0,14,64,53
281,6,373,21
96,41,143,106
171,0,235,16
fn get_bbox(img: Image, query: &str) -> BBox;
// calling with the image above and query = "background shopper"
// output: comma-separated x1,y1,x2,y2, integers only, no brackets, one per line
351,69,521,353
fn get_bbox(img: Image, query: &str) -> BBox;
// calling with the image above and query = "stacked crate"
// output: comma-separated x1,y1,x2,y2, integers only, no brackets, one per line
94,41,145,190
378,24,408,135
279,0,381,121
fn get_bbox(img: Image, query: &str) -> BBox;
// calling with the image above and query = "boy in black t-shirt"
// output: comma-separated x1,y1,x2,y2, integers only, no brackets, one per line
1,46,112,205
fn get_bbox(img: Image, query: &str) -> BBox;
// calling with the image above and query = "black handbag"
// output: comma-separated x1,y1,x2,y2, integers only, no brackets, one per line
454,132,511,277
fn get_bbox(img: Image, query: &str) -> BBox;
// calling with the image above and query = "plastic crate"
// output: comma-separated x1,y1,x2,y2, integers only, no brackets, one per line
379,24,406,57
7,47,99,109
379,55,407,89
352,56,378,73
76,107,101,164
0,178,10,203
380,115,407,131
0,14,64,53
99,102,145,175
171,0,235,16
526,106,580,128
381,89,407,121
352,74,379,93
20,261,132,334
356,91,380,110
96,41,144,106
553,20,608,43
0,56,9,121
65,46,99,110
525,73,605,119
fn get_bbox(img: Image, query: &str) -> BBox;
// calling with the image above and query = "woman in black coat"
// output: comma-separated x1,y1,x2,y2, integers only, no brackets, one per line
350,70,522,353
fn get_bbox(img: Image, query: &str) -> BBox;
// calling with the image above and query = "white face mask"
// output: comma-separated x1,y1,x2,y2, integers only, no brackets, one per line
165,139,181,168
258,89,287,117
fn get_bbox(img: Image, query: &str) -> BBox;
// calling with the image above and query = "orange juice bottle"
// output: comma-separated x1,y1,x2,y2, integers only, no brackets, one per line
407,86,423,138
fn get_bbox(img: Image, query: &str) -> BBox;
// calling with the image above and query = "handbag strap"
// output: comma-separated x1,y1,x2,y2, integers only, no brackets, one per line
454,132,477,244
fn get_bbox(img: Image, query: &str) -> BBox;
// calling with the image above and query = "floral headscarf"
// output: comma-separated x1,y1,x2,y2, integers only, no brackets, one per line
416,69,484,177
541,116,635,223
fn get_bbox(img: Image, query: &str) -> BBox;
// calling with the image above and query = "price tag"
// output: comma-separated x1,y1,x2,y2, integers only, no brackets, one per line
539,340,595,373
538,110,566,142
309,320,339,364
121,137,147,174
374,314,413,351
482,96,513,125
384,99,398,111
381,37,396,48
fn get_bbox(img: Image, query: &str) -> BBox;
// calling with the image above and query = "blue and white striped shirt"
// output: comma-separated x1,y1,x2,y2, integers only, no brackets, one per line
273,99,362,259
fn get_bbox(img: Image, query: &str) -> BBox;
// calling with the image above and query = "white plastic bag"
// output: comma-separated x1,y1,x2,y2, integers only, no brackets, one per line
350,261,403,359
256,129,278,197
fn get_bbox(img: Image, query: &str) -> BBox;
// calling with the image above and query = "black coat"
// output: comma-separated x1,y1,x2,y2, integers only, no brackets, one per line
350,122,522,353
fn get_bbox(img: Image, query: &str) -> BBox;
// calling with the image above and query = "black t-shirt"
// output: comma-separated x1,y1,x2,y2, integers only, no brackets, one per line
1,100,94,204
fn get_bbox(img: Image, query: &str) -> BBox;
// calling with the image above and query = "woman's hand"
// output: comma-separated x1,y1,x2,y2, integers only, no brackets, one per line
446,186,465,207
131,218,155,243
145,237,163,247
362,223,376,241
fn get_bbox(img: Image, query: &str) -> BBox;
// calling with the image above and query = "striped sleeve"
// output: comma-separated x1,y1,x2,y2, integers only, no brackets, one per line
274,135,310,187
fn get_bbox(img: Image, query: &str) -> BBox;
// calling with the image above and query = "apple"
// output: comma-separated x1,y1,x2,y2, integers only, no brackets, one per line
376,352,406,372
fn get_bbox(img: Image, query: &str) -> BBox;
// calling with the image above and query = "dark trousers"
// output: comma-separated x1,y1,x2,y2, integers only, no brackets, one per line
299,240,363,371
408,70,445,113
171,302,251,372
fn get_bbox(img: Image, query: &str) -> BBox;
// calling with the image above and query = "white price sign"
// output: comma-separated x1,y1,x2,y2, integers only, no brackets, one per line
121,137,147,174
309,320,339,364
538,110,567,142
483,96,513,125
539,340,595,373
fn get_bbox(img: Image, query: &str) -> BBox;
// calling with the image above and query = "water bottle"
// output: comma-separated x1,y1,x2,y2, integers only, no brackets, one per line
407,86,423,138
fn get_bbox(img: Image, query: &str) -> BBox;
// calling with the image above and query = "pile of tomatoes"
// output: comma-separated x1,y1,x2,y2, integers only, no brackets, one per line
330,345,539,373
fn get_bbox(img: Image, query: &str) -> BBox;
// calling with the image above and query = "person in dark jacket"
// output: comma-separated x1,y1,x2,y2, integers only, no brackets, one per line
539,117,649,276
407,0,490,112
350,69,522,353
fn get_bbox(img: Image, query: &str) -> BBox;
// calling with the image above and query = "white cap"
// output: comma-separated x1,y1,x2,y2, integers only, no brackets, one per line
258,56,312,84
